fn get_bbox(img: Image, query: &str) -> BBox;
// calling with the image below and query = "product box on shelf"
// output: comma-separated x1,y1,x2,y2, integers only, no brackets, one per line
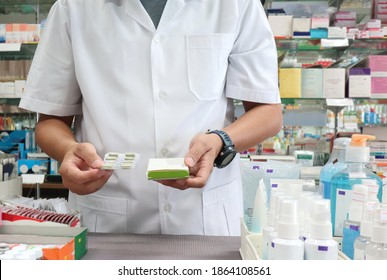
348,68,372,98
301,68,323,98
0,225,87,260
268,15,293,38
369,55,387,98
323,68,346,98
279,68,301,98
0,177,22,199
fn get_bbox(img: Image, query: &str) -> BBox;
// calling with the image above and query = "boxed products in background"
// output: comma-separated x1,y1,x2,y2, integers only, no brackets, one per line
0,177,22,198
301,68,323,98
0,225,87,260
348,68,372,98
369,55,387,98
279,68,301,98
323,68,346,98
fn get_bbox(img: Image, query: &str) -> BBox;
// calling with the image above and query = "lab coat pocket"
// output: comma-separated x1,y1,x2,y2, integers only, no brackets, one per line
186,34,235,101
76,194,128,233
202,180,242,236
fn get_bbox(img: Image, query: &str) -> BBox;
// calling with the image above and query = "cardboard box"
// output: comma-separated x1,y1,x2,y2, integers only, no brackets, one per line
0,225,87,260
369,55,387,73
268,15,293,38
323,68,346,98
292,18,311,38
371,77,387,98
348,68,371,97
279,68,302,98
147,158,189,180
301,68,323,98
0,177,22,199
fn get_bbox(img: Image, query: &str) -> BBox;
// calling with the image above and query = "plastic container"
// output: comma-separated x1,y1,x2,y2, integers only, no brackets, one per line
353,192,378,260
365,206,387,260
261,190,285,260
342,184,367,259
304,199,338,260
330,134,383,237
268,199,304,260
319,137,351,199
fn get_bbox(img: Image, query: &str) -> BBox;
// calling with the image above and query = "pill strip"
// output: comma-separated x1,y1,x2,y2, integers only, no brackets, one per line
100,152,140,170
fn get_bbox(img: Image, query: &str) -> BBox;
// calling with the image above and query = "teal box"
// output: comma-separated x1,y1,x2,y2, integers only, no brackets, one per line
310,28,328,38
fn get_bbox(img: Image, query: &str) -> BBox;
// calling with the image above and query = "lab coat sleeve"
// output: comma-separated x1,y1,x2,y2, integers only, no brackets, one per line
19,0,82,116
225,0,281,104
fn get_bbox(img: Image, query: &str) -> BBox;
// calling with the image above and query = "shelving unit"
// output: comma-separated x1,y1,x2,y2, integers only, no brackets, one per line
0,1,49,127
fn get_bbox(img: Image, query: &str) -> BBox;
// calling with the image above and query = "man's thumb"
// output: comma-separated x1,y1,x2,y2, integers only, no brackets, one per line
74,143,103,169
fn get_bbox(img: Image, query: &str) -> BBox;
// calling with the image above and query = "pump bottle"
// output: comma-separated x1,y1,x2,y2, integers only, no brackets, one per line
268,199,304,260
319,137,351,199
364,205,387,260
330,134,383,236
261,190,284,260
353,184,379,260
304,199,338,260
342,184,367,259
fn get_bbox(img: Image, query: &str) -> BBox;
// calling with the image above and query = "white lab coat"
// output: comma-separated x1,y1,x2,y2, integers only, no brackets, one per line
19,0,280,235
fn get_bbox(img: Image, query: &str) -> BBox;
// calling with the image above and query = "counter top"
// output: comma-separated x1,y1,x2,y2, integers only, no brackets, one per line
83,233,242,260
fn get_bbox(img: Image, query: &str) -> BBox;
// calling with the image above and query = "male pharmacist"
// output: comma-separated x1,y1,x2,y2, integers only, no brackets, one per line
19,0,282,235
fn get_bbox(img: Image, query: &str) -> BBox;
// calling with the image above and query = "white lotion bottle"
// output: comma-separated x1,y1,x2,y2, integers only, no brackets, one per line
304,199,338,260
268,199,304,260
354,184,380,260
365,205,387,260
261,190,284,260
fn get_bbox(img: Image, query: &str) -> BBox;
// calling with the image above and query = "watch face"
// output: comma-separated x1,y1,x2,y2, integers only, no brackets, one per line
216,146,237,168
223,152,236,165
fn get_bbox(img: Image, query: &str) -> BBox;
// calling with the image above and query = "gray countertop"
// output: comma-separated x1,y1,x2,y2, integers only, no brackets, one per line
83,233,242,260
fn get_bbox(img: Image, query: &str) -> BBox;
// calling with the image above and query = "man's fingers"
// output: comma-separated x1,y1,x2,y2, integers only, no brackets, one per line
73,143,103,169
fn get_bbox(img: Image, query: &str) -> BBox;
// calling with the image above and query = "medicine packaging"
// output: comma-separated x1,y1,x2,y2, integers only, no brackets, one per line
100,152,140,170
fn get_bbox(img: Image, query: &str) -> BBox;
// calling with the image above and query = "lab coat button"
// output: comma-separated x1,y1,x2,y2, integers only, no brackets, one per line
159,91,167,99
163,203,171,213
160,148,169,157
154,36,160,43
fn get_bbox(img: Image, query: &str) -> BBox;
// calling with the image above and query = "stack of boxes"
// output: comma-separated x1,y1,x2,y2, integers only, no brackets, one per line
268,7,387,99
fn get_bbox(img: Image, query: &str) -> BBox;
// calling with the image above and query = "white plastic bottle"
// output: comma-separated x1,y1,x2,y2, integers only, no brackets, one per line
261,190,285,260
297,191,315,238
300,193,323,241
365,205,387,260
341,184,367,259
304,199,338,260
268,199,304,260
353,199,378,260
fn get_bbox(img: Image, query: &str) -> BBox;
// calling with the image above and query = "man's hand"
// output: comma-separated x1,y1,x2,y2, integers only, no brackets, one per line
59,143,113,195
158,133,223,190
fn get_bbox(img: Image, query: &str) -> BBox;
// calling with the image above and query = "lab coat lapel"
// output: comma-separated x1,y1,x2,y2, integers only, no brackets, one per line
158,0,186,29
124,0,155,32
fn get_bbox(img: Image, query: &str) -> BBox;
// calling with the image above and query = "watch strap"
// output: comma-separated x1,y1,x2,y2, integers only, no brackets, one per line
207,130,234,148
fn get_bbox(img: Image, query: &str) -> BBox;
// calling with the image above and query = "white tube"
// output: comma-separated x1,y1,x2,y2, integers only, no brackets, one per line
250,179,268,233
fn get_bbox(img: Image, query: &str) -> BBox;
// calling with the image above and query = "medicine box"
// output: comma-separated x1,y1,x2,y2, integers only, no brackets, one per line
0,177,22,199
268,15,293,38
147,158,189,180
301,68,323,98
0,225,87,260
323,68,346,98
279,68,301,98
348,68,371,98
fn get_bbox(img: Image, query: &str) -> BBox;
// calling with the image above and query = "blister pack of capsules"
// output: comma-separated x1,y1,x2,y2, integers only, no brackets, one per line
100,152,140,170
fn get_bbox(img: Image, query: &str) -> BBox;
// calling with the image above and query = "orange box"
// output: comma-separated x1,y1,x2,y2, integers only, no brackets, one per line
0,225,87,260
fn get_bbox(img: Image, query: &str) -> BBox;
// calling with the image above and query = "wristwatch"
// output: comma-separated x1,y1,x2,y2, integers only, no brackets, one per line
207,130,237,168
